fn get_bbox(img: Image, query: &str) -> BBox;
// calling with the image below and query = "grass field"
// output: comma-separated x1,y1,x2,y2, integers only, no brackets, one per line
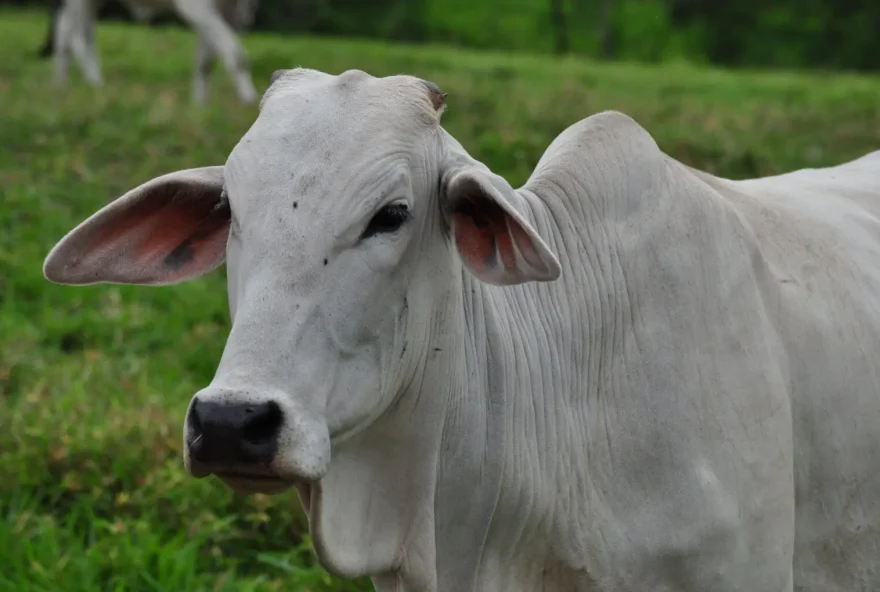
1,7,879,591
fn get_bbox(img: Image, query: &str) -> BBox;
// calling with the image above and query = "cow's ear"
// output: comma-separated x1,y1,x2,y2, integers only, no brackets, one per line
43,166,230,286
441,166,561,286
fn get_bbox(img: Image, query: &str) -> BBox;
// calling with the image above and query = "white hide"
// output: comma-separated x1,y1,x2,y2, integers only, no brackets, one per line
43,68,880,592
52,0,258,104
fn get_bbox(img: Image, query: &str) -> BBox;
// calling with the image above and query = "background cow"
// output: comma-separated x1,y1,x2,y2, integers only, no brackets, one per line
44,0,260,104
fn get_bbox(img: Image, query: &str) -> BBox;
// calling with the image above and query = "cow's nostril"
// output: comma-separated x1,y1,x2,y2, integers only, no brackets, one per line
241,400,283,446
188,397,204,438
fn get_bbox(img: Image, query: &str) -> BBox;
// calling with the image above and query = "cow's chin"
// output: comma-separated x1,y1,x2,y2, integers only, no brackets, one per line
215,473,297,495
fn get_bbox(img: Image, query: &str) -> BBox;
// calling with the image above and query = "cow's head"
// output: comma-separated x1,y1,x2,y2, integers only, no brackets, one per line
43,68,561,498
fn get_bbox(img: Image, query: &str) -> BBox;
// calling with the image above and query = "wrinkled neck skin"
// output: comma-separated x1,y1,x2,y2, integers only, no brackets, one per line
306,179,610,592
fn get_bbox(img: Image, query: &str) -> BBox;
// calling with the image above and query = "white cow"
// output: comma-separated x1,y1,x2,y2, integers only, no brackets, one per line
51,0,259,104
42,68,880,591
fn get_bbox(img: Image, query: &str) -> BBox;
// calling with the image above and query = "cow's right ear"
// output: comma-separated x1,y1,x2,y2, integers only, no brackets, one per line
43,166,231,286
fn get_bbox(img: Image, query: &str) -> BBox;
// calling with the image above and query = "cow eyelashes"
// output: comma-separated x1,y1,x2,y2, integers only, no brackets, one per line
361,203,411,240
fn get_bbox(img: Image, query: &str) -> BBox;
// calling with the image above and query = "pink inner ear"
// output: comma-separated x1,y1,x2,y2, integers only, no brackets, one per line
140,209,230,283
452,205,528,276
76,193,230,284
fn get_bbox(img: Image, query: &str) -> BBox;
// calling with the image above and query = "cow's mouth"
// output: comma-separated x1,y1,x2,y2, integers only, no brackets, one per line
215,471,297,495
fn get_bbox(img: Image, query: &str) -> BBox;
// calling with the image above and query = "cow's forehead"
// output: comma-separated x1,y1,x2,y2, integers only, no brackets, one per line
259,67,345,108
226,69,439,193
224,69,441,210
258,67,438,129
261,68,370,100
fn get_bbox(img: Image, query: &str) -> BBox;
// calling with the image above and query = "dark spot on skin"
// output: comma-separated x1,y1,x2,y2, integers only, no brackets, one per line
293,201,298,209
323,258,328,266
483,234,498,269
163,229,212,270
164,238,196,270
398,298,410,360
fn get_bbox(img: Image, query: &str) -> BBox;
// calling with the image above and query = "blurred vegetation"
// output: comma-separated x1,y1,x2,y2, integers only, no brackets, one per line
1,4,880,591
7,0,880,72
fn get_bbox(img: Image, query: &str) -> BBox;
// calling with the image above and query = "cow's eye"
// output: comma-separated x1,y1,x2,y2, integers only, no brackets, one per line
361,203,410,240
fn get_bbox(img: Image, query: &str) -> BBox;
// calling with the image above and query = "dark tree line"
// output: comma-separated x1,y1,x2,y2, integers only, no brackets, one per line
9,0,880,72
667,0,880,71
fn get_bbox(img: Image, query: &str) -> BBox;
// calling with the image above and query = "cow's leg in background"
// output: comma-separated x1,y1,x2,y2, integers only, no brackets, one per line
71,4,103,86
54,0,103,86
193,34,217,104
173,0,257,104
52,0,75,85
79,6,102,84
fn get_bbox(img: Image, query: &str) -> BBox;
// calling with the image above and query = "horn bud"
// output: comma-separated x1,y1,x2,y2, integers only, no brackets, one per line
422,80,447,111
269,69,288,86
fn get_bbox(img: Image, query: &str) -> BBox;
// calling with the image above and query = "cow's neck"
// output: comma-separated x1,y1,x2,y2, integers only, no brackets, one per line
306,187,596,591
437,185,605,591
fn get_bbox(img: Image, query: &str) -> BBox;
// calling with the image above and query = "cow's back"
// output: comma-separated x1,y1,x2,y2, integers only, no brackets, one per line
694,153,880,591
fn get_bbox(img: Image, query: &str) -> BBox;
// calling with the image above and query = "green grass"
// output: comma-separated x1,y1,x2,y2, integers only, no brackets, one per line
1,7,879,591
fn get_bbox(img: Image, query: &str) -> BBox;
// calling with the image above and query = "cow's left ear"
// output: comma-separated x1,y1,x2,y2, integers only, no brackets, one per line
441,165,561,286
